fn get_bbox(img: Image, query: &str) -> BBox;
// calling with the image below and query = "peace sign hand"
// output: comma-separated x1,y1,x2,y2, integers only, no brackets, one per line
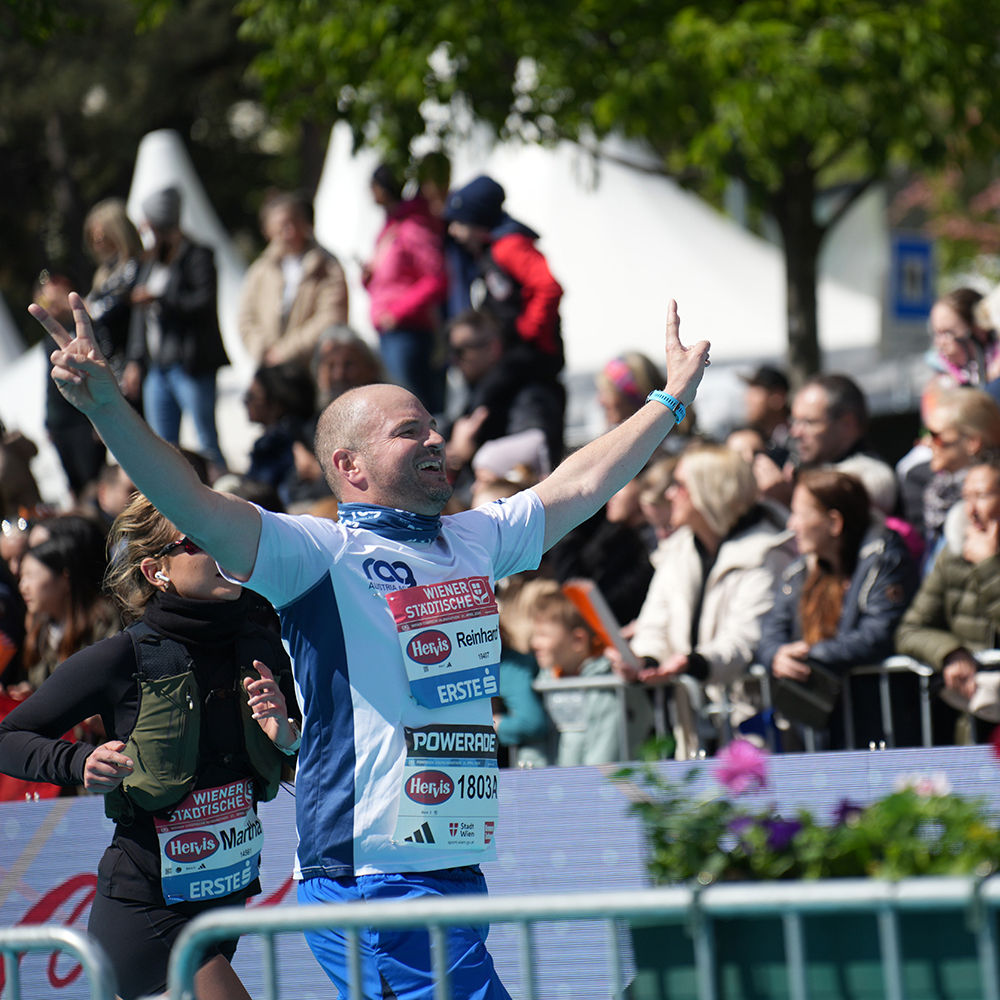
28,291,121,413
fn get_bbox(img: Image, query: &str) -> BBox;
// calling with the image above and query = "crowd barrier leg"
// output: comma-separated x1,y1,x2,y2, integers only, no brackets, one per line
0,925,118,1000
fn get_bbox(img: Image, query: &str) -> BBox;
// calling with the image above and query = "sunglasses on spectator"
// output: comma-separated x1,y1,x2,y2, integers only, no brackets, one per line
154,536,203,559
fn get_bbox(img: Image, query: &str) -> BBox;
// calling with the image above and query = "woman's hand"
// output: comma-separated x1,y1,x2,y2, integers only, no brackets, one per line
638,652,689,685
243,660,297,750
943,650,978,700
83,740,134,793
772,641,812,682
963,519,1000,565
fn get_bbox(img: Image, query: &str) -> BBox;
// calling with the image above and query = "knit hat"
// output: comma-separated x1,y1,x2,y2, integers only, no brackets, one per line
371,164,403,201
141,186,182,229
443,176,505,228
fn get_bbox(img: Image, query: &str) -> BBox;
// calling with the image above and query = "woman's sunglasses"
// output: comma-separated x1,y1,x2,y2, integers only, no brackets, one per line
154,536,203,559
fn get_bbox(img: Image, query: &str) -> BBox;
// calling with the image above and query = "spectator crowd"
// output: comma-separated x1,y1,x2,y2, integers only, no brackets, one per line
6,157,1000,803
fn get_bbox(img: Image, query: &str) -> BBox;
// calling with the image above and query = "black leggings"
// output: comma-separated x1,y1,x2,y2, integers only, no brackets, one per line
87,892,242,1000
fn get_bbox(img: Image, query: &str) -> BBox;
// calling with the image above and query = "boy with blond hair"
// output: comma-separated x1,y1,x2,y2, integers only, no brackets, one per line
528,581,652,765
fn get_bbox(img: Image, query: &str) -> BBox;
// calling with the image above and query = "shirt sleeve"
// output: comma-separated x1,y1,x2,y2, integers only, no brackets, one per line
0,633,135,785
450,490,546,582
244,508,348,610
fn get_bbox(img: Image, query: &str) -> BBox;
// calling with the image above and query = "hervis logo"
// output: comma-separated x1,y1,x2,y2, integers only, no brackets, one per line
406,630,451,665
165,831,219,863
405,770,454,805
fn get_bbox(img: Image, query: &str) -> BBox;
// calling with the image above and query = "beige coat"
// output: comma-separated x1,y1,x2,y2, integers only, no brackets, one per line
238,241,348,366
630,513,796,758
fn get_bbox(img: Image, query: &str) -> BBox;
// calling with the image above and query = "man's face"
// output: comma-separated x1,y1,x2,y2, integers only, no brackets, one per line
449,323,500,384
790,385,854,465
963,465,1000,531
447,221,491,253
264,205,309,255
317,342,378,404
356,388,452,515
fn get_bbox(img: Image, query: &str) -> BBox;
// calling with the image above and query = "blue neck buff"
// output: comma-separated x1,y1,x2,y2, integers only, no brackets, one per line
337,503,442,543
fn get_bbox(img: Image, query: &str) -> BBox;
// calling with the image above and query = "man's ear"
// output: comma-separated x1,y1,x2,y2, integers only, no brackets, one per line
331,447,366,489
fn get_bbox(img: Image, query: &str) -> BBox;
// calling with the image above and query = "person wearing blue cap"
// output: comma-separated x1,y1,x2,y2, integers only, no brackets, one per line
444,175,564,379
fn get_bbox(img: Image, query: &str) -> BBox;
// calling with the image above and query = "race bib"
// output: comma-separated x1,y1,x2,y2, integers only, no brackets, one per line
387,576,501,709
154,779,264,905
393,724,499,850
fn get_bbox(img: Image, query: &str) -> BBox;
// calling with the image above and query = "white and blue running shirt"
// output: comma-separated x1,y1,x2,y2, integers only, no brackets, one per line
243,490,546,878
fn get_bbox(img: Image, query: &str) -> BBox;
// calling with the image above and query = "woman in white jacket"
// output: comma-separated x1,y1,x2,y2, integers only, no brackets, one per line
627,445,796,758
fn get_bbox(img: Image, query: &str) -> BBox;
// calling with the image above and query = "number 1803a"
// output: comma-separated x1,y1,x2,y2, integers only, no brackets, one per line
457,773,497,799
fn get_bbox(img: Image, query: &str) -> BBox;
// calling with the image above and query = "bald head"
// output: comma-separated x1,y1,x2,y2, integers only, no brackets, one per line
314,384,426,500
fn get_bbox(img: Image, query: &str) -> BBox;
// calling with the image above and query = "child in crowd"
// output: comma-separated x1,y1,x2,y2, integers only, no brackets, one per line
528,581,651,766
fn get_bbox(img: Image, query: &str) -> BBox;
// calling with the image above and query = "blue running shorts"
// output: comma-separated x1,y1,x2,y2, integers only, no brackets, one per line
297,866,511,1000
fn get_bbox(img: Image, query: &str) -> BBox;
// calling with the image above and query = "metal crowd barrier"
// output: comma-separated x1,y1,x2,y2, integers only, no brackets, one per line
0,924,118,1000
532,672,633,761
754,649,1000,752
532,671,730,760
166,876,1000,1000
531,650,1000,762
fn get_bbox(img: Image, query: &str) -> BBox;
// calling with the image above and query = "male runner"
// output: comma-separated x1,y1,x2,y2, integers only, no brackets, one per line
31,291,709,999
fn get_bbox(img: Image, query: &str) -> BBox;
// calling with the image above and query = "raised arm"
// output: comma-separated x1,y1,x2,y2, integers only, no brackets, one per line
29,293,261,579
533,300,709,551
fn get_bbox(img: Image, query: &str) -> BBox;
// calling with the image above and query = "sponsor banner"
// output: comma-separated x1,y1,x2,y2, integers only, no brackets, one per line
387,577,501,709
393,724,499,849
154,779,264,905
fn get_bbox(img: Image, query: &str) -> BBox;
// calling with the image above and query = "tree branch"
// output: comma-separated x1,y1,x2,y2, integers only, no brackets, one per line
820,175,879,235
570,138,703,185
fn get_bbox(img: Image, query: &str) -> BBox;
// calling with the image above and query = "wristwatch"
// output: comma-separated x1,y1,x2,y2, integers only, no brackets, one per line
646,389,686,425
279,718,302,755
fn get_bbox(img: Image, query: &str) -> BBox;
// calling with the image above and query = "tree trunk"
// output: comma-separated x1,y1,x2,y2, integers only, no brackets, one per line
771,164,824,388
299,119,329,198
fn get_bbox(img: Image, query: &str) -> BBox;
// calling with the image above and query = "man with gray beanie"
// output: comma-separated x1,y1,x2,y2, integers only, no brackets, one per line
125,186,229,476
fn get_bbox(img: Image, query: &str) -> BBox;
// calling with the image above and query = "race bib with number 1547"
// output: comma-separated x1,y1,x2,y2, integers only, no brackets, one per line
386,576,501,710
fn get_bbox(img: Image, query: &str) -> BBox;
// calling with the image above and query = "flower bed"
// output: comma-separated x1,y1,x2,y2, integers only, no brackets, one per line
615,739,1000,1000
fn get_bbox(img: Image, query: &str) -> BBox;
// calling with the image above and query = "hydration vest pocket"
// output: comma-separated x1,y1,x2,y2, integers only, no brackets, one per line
121,672,201,812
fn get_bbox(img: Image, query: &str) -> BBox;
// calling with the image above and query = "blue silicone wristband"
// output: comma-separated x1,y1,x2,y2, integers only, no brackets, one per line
646,390,686,424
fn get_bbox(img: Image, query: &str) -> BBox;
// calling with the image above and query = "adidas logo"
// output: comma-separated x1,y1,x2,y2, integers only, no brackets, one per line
404,822,435,844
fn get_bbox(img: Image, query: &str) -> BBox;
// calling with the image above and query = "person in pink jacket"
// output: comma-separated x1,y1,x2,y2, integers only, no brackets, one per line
362,164,448,413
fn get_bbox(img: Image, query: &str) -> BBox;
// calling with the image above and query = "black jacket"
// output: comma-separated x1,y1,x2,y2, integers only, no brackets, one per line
756,523,918,675
127,238,229,374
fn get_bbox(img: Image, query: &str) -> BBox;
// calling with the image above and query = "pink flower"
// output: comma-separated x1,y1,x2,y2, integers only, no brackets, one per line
714,739,768,795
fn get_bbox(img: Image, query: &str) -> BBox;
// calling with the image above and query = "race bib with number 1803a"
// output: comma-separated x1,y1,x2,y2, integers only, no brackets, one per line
386,576,501,710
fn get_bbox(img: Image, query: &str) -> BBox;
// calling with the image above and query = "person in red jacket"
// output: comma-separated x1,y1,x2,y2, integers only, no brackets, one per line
444,175,565,379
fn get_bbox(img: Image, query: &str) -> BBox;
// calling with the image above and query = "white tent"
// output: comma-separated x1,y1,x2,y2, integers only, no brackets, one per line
312,123,894,434
0,130,258,509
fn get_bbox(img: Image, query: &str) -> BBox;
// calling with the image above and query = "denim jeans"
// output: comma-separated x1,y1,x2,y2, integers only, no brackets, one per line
143,364,226,467
379,329,447,416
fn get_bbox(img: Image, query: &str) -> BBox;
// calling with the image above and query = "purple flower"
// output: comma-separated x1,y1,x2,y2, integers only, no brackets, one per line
714,739,768,795
763,818,802,851
728,815,757,850
832,799,864,825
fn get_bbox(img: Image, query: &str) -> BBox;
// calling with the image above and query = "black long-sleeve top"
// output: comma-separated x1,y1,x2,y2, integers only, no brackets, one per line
0,590,295,904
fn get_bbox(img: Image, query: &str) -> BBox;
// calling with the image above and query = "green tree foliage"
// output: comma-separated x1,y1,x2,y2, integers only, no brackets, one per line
238,0,1000,380
0,0,298,339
